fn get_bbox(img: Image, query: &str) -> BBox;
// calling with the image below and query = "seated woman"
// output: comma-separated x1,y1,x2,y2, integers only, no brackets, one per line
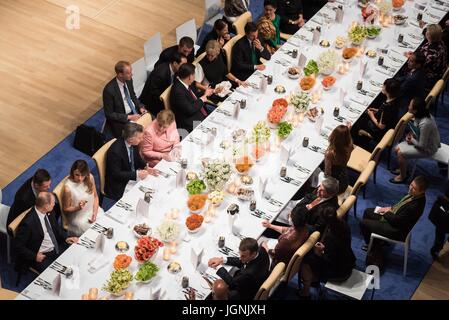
197,19,231,57
139,109,180,167
258,0,281,53
419,24,448,90
323,125,354,194
276,0,304,35
261,207,309,267
299,208,355,299
391,97,441,183
351,78,401,150
62,160,103,236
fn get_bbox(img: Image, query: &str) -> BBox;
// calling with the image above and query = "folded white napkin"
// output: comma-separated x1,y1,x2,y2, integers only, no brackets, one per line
216,81,232,98
88,255,108,273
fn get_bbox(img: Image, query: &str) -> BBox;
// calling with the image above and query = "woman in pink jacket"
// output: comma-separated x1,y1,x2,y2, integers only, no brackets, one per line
139,110,181,167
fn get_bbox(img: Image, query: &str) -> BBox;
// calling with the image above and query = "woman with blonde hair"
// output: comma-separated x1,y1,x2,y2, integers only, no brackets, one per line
139,109,181,167
324,125,354,194
419,24,447,89
62,160,103,236
258,0,281,53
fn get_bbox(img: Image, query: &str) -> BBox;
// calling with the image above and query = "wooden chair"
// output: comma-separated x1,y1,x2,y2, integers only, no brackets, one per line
280,32,293,41
160,85,172,110
426,79,444,115
136,113,153,128
193,52,206,65
223,34,244,73
92,138,116,198
280,231,320,284
0,200,11,264
348,129,394,185
386,112,414,170
232,11,252,35
53,176,69,230
337,195,357,220
8,208,32,237
254,262,285,300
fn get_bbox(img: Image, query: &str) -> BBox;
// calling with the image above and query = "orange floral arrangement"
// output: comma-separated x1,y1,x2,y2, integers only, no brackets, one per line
187,194,208,212
235,156,254,173
267,104,287,124
134,236,164,263
342,47,358,59
186,213,204,230
272,98,288,109
300,76,316,91
113,254,132,270
392,0,404,8
321,76,336,88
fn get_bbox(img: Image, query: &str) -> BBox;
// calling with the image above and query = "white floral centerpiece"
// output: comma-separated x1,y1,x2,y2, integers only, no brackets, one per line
290,92,311,113
156,220,181,242
317,50,340,75
377,0,392,15
204,160,232,191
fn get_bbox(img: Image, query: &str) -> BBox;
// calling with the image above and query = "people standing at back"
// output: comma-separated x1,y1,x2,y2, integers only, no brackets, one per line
276,0,304,35
231,22,271,81
155,36,195,68
105,122,158,200
170,63,214,133
223,0,250,32
62,160,103,237
139,53,187,116
103,61,147,138
8,169,61,235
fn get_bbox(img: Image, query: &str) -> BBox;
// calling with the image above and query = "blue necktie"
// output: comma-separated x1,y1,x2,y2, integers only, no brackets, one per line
129,146,135,169
123,83,138,114
44,215,60,254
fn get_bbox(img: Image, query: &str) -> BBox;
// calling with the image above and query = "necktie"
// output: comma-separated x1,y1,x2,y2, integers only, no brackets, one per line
306,197,322,210
189,88,208,117
44,215,60,254
129,146,135,169
123,83,138,114
251,43,258,65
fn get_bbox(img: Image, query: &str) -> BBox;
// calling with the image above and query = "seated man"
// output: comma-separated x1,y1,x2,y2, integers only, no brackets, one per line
395,52,426,110
105,122,158,200
231,22,271,81
208,238,270,300
170,63,214,133
292,177,340,233
154,36,195,68
139,52,187,116
360,176,428,250
103,61,147,138
186,279,229,300
7,169,61,235
15,192,78,273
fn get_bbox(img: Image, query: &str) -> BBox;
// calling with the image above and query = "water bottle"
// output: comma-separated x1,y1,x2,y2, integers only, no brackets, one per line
312,27,321,45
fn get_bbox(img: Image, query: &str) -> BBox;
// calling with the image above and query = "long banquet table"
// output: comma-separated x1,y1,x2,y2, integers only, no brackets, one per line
17,0,448,300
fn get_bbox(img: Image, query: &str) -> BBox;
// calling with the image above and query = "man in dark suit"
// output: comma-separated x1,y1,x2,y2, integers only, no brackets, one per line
360,176,428,250
7,169,61,236
293,177,340,233
105,122,158,200
170,63,214,133
231,22,271,81
14,192,78,273
154,36,195,68
139,52,187,116
208,238,270,300
302,0,329,20
396,52,427,109
103,61,147,138
429,184,449,260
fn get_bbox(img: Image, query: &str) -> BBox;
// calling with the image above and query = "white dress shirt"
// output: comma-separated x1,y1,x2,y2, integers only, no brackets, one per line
35,207,55,253
116,78,133,114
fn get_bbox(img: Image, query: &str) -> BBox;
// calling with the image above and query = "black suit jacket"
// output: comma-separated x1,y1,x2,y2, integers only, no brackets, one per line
105,138,146,200
302,0,328,20
216,248,270,300
169,78,206,133
139,62,173,116
14,208,66,271
295,193,339,233
103,78,142,138
383,195,426,239
154,45,195,69
231,36,271,81
397,68,426,108
7,178,61,236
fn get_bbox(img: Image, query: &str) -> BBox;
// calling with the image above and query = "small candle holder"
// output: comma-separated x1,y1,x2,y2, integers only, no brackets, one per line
88,288,98,300
124,292,134,300
163,248,171,261
170,241,177,254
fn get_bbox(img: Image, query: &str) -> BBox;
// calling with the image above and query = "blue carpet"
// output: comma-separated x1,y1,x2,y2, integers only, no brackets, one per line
1,3,448,298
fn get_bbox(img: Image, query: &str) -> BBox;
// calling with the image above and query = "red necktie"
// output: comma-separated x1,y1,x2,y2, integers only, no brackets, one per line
306,197,322,210
189,88,208,117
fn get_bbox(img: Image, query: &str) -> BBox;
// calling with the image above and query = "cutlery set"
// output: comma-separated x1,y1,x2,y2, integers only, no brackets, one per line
49,261,73,277
183,287,205,299
138,185,155,194
33,278,52,290
280,176,302,186
308,145,326,155
293,163,311,174
116,200,133,211
91,222,107,233
358,89,376,98
219,246,239,257
251,209,273,220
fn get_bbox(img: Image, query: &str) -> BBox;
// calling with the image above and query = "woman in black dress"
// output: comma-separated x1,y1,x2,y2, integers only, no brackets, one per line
351,78,401,150
276,0,304,35
197,19,231,57
299,208,356,299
